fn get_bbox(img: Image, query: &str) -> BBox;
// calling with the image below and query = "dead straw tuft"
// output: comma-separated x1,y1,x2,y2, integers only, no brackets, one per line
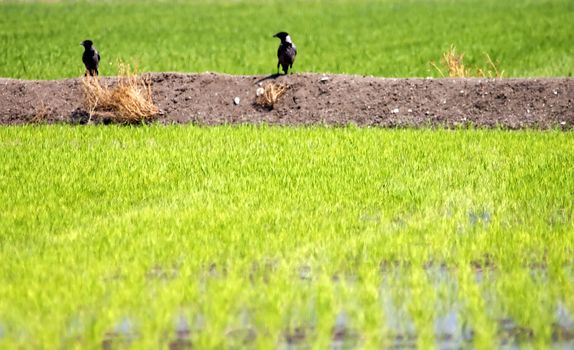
477,52,504,79
31,100,50,123
81,64,159,123
255,82,288,109
431,45,504,78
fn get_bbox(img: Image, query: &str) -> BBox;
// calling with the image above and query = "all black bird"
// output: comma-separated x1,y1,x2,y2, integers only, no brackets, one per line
81,39,100,76
273,32,297,75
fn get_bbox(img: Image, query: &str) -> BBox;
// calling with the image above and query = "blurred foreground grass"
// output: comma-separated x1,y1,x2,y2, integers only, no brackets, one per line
0,125,572,348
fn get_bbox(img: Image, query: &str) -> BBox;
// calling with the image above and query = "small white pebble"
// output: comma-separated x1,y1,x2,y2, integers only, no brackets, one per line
256,87,265,96
258,82,263,87
320,76,330,82
407,109,412,113
553,90,558,95
527,109,530,113
460,90,465,94
391,108,399,114
233,97,240,105
560,121,566,125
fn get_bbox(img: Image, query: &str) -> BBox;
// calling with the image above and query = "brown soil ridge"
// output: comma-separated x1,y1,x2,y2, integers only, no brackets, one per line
0,73,572,128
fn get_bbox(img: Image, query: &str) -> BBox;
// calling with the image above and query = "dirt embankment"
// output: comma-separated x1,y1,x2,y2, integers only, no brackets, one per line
0,73,572,128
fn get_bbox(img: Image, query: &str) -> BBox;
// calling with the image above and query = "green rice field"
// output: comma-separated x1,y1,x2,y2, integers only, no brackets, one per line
0,0,573,79
1,0,573,349
0,126,573,348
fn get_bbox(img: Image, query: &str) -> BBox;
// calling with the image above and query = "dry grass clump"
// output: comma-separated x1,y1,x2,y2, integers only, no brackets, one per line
477,53,504,79
31,100,50,123
440,45,467,77
255,82,287,109
81,64,159,123
431,45,504,78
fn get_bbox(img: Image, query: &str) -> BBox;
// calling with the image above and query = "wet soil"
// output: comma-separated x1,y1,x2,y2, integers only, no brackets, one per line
0,73,572,128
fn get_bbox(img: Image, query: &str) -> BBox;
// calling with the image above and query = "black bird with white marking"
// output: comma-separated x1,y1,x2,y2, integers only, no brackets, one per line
273,32,297,75
81,39,100,76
